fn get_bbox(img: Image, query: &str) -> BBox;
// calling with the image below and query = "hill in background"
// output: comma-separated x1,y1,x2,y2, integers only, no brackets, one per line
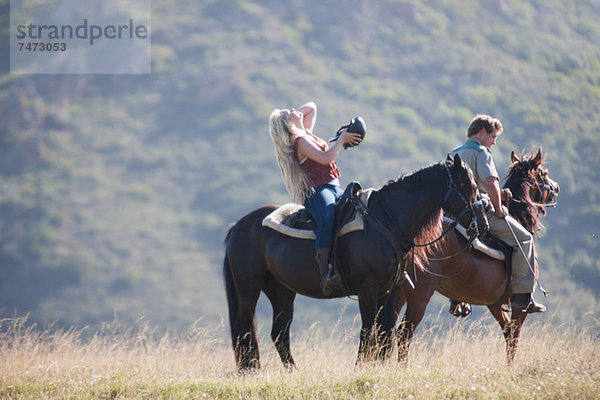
0,0,598,333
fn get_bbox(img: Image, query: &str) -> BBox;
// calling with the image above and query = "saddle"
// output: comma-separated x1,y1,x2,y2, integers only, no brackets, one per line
448,217,516,315
262,182,373,240
449,216,513,274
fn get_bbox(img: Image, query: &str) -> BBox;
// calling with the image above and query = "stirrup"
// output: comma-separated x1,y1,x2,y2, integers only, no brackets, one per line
522,300,546,314
511,294,546,314
449,300,472,318
321,266,342,295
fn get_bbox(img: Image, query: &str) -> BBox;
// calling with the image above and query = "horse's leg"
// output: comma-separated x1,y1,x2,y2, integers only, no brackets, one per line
487,304,512,360
356,278,379,363
506,311,528,364
488,302,527,363
375,286,406,361
235,287,262,371
487,303,510,335
397,286,434,363
263,277,297,371
373,292,393,361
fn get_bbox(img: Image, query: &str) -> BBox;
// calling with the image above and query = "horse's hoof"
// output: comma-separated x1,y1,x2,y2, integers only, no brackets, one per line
284,362,296,373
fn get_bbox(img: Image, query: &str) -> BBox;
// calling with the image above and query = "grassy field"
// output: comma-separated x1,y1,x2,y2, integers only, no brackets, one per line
1,316,598,399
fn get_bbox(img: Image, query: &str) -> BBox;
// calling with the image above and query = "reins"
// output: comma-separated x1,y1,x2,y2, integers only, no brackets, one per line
504,163,557,296
406,163,481,282
415,245,473,279
427,237,472,261
416,169,556,288
408,223,476,282
511,197,557,209
353,161,480,287
410,162,478,249
505,207,549,297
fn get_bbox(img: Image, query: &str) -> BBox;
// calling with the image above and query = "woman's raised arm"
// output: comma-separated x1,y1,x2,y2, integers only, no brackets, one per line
297,101,317,133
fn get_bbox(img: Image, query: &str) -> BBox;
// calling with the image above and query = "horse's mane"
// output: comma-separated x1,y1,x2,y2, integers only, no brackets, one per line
377,163,445,263
412,208,444,265
379,162,442,193
504,151,547,234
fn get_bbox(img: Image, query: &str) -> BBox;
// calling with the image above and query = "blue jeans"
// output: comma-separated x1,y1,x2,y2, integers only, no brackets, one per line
304,183,344,249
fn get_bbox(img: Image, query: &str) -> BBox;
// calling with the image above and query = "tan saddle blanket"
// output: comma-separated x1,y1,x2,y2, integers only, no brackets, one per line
262,189,374,240
446,216,505,261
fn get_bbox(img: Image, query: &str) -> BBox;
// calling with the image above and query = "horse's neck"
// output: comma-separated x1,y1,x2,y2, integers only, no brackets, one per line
375,168,442,241
504,181,538,232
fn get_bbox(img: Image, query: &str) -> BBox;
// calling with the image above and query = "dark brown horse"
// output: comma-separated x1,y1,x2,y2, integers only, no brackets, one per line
376,149,559,363
223,155,488,371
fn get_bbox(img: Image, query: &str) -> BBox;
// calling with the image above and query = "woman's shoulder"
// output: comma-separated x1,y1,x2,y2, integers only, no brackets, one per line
293,134,307,146
305,131,326,145
294,132,312,144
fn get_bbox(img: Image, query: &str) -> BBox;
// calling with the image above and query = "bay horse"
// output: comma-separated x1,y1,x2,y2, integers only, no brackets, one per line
376,149,560,363
223,154,488,371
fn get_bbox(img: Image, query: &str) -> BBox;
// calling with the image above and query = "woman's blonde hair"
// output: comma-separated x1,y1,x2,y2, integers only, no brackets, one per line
269,109,314,204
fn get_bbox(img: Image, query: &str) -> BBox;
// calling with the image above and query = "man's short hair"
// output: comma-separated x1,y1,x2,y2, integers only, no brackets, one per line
466,114,503,137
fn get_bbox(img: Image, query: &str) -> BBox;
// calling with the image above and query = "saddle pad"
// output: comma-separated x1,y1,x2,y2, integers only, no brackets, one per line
262,189,374,240
446,217,505,261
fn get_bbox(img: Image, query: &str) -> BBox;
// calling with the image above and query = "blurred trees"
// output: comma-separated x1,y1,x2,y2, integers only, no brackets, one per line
0,0,598,331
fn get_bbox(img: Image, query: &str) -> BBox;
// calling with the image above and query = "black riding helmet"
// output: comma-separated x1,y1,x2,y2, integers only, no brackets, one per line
329,116,366,149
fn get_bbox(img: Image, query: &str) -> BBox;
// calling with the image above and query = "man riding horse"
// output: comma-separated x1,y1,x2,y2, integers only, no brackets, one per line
449,114,545,314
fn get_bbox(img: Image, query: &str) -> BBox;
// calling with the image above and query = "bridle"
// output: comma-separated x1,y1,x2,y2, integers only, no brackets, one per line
407,162,487,282
441,162,484,240
352,161,484,289
522,173,557,207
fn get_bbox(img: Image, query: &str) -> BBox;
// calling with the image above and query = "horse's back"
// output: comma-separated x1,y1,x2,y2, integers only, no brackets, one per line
226,205,278,243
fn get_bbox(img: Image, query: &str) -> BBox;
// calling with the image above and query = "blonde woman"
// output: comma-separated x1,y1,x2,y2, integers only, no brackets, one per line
269,102,362,295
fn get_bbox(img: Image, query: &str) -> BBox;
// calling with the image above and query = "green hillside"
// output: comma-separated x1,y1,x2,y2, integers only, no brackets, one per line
1,0,598,333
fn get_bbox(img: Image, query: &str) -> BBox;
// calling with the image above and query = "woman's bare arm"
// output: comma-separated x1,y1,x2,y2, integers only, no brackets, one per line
297,101,317,133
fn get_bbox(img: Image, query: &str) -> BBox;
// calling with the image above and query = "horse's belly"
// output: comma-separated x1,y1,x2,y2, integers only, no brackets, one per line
263,233,326,297
436,257,508,305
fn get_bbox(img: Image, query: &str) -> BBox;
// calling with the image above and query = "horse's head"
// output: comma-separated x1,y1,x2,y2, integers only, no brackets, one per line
505,149,559,233
510,149,560,206
443,154,489,241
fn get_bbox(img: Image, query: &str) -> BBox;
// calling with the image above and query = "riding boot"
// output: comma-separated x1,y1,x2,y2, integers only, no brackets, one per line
449,299,472,318
511,293,546,314
316,248,342,296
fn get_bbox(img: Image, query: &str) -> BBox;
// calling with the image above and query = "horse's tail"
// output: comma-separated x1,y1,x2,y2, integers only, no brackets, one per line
223,226,240,350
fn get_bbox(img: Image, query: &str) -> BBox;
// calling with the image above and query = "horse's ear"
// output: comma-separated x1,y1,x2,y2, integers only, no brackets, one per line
532,148,543,167
453,153,462,169
511,151,520,164
446,153,453,163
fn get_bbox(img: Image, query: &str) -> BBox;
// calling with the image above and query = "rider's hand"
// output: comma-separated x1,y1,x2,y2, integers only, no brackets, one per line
495,205,509,219
339,128,362,147
501,188,513,202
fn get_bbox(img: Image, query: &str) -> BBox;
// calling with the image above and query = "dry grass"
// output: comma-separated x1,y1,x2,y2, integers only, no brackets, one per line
1,315,598,399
